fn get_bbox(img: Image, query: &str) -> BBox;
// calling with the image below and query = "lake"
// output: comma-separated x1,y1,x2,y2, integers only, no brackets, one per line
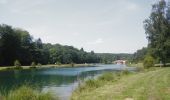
0,64,135,100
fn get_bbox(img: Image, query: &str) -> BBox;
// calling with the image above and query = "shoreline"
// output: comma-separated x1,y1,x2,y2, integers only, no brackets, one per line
0,63,98,71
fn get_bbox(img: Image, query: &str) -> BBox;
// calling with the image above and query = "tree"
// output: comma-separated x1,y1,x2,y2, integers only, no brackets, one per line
0,24,21,66
144,0,170,66
133,47,148,63
14,29,33,65
35,38,43,49
143,55,154,68
0,24,103,66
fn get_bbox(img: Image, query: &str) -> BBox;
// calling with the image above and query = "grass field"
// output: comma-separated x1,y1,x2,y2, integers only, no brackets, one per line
71,68,170,100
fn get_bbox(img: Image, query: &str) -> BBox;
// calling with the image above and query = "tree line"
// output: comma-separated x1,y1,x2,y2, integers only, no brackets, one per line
0,24,132,66
133,0,170,67
0,24,101,66
0,24,131,66
97,53,133,64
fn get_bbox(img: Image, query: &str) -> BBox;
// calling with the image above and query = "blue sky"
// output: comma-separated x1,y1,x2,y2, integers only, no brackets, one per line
0,0,158,53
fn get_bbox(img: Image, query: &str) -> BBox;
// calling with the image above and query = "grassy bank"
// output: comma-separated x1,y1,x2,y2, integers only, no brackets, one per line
127,63,143,68
0,63,96,71
0,85,58,100
71,67,170,100
42,63,96,68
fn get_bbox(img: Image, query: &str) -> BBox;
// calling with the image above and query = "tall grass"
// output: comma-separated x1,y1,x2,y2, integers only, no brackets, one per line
84,79,101,88
74,71,131,95
98,72,116,81
1,85,57,100
72,68,170,100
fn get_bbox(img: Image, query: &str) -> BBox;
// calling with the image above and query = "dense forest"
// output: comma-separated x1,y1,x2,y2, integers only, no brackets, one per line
0,24,100,66
0,24,133,66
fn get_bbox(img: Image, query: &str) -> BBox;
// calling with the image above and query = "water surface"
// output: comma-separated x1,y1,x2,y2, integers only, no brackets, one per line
0,64,135,100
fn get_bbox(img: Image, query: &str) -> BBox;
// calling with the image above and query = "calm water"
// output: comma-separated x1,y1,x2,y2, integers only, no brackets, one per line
0,64,135,100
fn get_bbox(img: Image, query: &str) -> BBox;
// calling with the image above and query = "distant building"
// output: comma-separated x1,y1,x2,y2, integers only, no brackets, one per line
113,60,127,65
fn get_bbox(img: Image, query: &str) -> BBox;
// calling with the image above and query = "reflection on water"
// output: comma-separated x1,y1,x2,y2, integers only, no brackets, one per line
0,64,135,100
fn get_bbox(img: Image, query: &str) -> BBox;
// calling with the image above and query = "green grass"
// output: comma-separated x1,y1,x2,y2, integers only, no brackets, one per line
72,70,131,100
71,68,170,100
127,63,143,67
1,85,58,100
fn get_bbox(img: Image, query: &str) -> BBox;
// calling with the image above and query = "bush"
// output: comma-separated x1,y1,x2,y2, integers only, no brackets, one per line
30,62,36,68
143,55,154,68
37,63,42,67
14,60,22,69
5,85,55,100
56,61,61,65
121,70,130,75
98,72,115,81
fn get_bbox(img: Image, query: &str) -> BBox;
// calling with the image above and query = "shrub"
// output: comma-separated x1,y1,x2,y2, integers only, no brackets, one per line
56,61,61,65
121,70,130,75
14,60,22,69
30,62,36,68
5,85,55,100
98,72,115,81
37,63,42,67
143,55,154,68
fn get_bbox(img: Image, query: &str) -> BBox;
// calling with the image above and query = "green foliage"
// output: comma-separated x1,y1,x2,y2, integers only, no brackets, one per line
143,55,154,68
121,69,130,75
98,72,115,81
0,24,134,66
76,71,131,94
0,24,102,66
132,47,148,63
144,0,170,66
0,25,21,66
0,24,135,67
97,53,133,64
44,44,100,64
72,68,170,100
5,86,55,100
56,61,61,65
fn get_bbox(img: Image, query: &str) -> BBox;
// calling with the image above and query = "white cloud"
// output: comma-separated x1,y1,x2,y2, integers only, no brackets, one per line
87,38,104,45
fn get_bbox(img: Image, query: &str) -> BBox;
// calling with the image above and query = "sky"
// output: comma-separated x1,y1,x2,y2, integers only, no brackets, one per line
0,0,158,53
